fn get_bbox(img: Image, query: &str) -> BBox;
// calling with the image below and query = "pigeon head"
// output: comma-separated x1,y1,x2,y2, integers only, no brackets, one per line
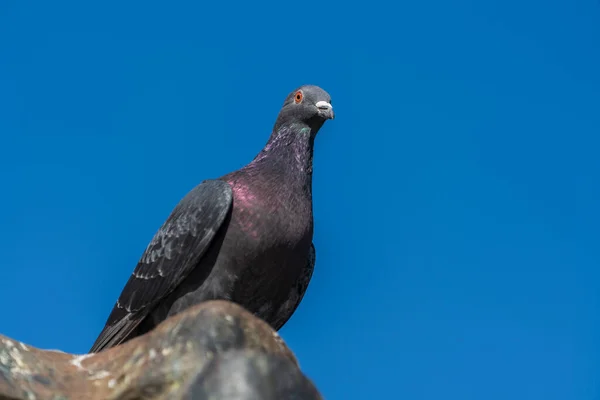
273,85,334,134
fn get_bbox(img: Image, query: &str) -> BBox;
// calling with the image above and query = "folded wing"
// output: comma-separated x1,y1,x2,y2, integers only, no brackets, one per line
89,179,233,352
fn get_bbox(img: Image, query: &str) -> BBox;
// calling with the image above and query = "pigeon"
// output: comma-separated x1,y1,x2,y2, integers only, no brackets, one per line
90,85,334,352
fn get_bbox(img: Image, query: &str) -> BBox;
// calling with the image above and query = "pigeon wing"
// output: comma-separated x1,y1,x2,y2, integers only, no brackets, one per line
89,179,233,352
272,243,316,331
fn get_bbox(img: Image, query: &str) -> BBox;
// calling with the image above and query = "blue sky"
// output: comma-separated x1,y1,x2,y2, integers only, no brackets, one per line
1,1,599,399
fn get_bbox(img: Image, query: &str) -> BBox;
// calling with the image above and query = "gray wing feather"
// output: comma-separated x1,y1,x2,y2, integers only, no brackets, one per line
90,179,233,352
272,243,316,331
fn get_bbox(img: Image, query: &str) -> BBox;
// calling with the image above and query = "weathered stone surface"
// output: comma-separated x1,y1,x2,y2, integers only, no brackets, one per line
0,300,321,400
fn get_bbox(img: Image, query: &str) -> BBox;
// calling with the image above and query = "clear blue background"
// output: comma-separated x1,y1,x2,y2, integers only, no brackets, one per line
1,1,599,399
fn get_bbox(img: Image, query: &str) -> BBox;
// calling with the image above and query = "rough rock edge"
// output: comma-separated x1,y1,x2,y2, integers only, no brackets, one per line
0,300,321,400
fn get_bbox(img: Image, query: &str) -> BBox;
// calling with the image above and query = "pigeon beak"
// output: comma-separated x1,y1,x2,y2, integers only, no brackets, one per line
316,101,334,120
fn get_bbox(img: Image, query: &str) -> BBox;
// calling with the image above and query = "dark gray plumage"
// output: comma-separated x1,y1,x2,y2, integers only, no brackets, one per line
90,85,334,353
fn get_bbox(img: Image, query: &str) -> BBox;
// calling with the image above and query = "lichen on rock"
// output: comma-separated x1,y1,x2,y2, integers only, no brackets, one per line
0,300,321,400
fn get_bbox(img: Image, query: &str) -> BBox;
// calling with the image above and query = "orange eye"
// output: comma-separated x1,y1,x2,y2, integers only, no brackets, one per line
294,91,303,103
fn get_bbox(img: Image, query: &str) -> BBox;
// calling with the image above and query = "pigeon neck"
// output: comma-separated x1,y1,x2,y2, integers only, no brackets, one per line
249,122,316,191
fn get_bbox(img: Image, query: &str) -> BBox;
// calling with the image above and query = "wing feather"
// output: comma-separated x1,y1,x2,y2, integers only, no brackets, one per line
89,179,233,352
272,243,316,331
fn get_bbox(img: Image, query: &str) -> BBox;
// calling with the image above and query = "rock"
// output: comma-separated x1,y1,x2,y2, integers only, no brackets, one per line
0,300,322,400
